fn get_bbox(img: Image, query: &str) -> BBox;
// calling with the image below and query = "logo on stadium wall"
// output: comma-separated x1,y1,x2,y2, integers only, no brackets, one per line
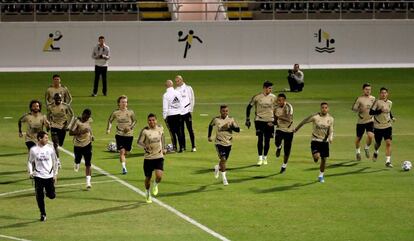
43,31,63,52
314,29,335,53
178,30,203,58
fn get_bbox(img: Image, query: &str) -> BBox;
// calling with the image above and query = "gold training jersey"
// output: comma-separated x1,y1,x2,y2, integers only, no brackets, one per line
249,93,276,122
19,113,48,143
47,103,74,129
209,116,239,146
137,125,165,160
45,85,72,105
352,95,375,124
296,113,334,142
107,109,137,136
371,99,393,129
274,102,294,133
71,118,93,147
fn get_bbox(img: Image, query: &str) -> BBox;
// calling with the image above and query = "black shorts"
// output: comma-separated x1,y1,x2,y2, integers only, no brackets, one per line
311,141,330,158
74,143,92,166
275,130,294,144
143,158,164,178
374,127,392,143
115,135,133,152
275,130,294,155
51,127,66,146
356,122,374,138
255,121,274,138
26,141,36,150
215,144,232,161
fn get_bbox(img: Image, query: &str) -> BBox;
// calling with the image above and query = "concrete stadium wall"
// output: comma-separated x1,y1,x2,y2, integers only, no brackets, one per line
0,20,413,70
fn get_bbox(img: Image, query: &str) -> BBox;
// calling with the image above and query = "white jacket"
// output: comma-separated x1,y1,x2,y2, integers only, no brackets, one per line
27,144,58,179
163,87,183,119
176,83,195,115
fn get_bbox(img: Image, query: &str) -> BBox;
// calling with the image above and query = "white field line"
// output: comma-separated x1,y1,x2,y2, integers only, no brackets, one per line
0,180,116,197
59,147,231,241
0,234,32,241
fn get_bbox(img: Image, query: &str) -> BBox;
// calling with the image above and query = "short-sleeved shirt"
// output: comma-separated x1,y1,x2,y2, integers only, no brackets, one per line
371,99,393,129
45,85,72,105
352,95,375,124
297,113,334,142
274,102,294,133
209,116,239,146
19,113,48,143
47,103,74,129
138,125,164,160
71,118,93,147
248,93,276,122
108,109,137,136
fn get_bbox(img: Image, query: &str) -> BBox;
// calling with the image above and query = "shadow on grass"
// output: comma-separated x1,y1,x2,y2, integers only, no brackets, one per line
0,152,27,158
252,167,386,193
63,202,143,219
230,172,280,184
0,170,27,175
252,181,318,193
325,167,386,178
0,177,28,185
0,220,39,229
65,196,138,203
101,152,144,160
193,164,257,174
57,173,106,181
303,160,360,171
157,184,220,197
4,189,80,199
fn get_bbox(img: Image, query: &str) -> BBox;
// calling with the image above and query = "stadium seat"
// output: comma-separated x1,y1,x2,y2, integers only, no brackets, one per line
227,10,253,19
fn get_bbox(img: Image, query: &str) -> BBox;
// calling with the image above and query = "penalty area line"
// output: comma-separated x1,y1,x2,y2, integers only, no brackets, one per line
59,146,231,241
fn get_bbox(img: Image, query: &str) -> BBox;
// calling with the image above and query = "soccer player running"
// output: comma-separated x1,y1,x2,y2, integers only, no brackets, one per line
106,95,137,175
137,113,166,203
47,93,74,168
351,83,376,161
208,105,240,186
369,87,395,167
27,131,58,221
294,102,334,183
274,93,294,173
18,100,50,151
175,75,196,152
69,109,94,189
245,81,276,166
45,74,72,106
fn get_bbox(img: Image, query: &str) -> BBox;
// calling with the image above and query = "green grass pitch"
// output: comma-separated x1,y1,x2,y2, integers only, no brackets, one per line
0,69,413,241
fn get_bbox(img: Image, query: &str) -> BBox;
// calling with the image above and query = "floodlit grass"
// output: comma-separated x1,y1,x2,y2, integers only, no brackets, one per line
0,69,413,241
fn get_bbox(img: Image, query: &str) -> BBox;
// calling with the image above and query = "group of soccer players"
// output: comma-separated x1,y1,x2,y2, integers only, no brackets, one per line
241,81,394,185
18,74,394,221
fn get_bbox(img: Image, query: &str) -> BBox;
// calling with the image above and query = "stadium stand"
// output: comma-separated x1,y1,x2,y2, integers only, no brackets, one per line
0,0,413,21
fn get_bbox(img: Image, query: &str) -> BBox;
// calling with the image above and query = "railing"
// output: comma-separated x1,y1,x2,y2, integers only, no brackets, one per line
0,1,413,22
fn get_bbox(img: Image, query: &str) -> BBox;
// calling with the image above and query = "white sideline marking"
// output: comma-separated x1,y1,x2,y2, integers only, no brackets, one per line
199,113,209,116
59,147,231,241
3,117,13,119
0,180,115,197
0,234,32,241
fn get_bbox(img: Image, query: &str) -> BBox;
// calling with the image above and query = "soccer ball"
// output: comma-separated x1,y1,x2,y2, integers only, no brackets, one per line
166,144,174,153
401,161,412,171
107,142,117,152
